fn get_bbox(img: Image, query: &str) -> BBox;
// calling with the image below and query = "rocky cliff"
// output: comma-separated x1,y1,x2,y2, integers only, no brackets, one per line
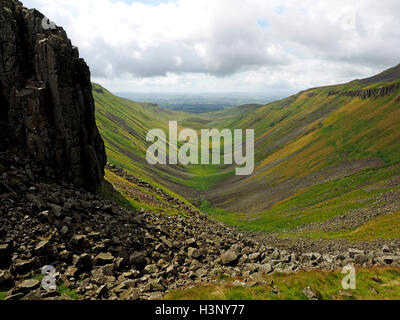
342,83,399,99
327,83,399,99
0,0,106,190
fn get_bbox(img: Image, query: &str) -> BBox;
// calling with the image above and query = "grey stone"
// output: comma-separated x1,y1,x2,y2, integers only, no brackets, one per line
258,264,273,275
94,252,114,266
188,248,202,259
73,253,92,270
17,279,40,291
0,269,13,287
348,249,365,259
248,252,261,262
129,252,147,268
221,251,238,265
302,286,319,300
34,240,51,254
70,235,90,248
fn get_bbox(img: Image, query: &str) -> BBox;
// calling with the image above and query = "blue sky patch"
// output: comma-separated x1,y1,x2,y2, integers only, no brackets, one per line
257,19,269,29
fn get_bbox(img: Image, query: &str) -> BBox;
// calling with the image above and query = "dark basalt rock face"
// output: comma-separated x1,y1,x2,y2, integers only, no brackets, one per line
342,84,399,99
0,1,106,190
327,84,399,99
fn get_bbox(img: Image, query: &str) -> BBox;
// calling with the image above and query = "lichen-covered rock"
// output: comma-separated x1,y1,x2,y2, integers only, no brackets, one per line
0,0,106,190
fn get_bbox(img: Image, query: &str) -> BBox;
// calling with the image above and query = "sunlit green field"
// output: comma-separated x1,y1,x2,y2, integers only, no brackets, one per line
165,268,400,300
201,165,400,236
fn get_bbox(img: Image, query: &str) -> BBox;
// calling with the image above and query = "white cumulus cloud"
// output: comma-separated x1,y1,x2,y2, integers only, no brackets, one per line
22,0,400,94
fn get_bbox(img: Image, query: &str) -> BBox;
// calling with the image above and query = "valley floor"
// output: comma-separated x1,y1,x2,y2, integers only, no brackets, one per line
102,165,400,300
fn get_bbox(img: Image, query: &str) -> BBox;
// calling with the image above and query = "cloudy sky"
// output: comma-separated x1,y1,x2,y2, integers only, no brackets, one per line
23,0,400,95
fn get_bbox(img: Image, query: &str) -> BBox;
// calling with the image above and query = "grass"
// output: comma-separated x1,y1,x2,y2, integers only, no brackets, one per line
165,268,400,300
181,165,235,191
343,211,400,241
57,283,80,300
93,80,400,237
101,170,191,217
288,211,400,241
93,83,193,193
97,178,137,212
3,275,82,300
201,165,400,233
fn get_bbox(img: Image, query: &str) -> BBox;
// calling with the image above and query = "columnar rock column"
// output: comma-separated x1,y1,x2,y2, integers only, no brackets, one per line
0,0,107,190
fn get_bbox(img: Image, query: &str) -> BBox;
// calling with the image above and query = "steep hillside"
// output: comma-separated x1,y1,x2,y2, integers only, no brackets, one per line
203,67,400,235
4,0,400,302
93,83,197,198
92,65,400,238
93,83,234,199
359,63,400,85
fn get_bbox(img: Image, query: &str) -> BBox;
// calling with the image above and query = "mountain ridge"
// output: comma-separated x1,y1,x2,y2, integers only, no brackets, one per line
359,63,400,85
1,0,400,302
91,64,400,238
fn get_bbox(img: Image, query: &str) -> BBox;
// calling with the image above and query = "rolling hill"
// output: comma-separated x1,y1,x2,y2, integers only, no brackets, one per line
93,64,400,239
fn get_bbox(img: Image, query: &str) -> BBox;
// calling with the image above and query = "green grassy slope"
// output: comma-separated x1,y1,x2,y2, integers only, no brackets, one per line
93,83,196,197
202,68,400,236
93,83,245,197
93,64,400,238
165,268,400,300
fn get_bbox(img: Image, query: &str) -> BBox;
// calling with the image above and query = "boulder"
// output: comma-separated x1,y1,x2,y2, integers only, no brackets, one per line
94,253,115,266
73,253,92,270
348,249,365,259
382,245,391,253
258,264,273,275
354,254,369,265
188,248,202,259
17,279,40,292
129,252,147,268
70,235,90,248
65,266,79,279
12,259,34,275
34,240,51,254
221,251,238,266
144,264,157,274
248,252,261,262
0,269,13,288
302,286,320,300
0,244,10,267
119,288,140,300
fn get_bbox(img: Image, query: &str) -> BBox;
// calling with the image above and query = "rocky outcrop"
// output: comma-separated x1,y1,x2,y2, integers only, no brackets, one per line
328,84,399,99
328,91,340,96
342,84,398,99
0,1,106,190
1,156,400,300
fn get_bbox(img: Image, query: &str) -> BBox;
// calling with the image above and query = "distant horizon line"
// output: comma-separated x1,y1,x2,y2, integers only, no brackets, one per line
113,91,291,96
